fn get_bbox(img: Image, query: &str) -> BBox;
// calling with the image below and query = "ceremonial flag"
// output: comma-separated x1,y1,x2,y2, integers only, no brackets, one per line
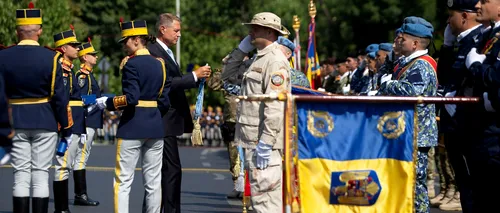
296,101,417,213
292,35,301,71
291,85,329,96
305,20,320,89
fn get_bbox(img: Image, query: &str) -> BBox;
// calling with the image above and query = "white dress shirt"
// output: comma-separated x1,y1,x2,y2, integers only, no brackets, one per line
156,38,198,82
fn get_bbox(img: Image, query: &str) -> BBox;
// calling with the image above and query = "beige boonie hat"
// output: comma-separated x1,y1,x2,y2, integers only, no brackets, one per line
242,12,290,35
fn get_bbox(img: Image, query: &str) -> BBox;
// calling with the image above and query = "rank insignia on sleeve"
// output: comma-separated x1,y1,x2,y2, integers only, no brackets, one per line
78,78,85,88
271,72,285,86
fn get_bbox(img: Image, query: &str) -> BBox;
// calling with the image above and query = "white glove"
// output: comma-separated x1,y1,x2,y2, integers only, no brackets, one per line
65,136,73,148
255,141,272,170
80,134,87,145
87,105,96,113
0,147,11,165
96,97,108,110
381,74,393,84
443,24,456,47
342,85,351,95
367,90,378,96
466,48,486,69
484,92,496,112
445,91,457,117
238,35,255,53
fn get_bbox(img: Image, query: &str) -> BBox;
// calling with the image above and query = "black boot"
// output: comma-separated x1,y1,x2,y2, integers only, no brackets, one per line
32,197,49,213
53,180,71,213
73,169,99,206
13,196,29,213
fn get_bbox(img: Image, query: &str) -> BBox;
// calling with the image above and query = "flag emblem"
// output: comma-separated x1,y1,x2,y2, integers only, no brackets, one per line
377,111,407,139
307,110,334,138
330,170,382,206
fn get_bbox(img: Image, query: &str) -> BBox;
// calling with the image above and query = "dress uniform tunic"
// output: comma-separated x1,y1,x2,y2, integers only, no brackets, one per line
105,48,170,213
74,64,102,171
0,40,72,200
54,58,83,182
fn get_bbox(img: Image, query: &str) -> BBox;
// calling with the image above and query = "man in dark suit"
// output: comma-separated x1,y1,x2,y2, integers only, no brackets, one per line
147,13,211,213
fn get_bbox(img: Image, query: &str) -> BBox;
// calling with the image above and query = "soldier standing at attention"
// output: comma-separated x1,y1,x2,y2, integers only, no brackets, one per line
0,2,73,212
96,19,171,213
464,0,500,211
233,12,291,213
72,37,101,206
52,25,84,213
432,1,482,211
377,17,438,213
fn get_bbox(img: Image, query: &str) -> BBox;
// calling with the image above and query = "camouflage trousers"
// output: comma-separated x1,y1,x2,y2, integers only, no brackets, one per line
436,134,456,191
221,122,240,180
415,149,430,213
426,147,436,184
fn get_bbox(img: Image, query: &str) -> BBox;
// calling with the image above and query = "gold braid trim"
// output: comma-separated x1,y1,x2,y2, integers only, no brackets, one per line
59,105,74,131
119,56,129,71
113,95,128,109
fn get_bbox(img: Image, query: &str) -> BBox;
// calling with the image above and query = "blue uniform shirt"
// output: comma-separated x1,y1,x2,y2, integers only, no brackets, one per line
0,41,72,137
378,52,438,147
76,65,103,129
105,49,170,139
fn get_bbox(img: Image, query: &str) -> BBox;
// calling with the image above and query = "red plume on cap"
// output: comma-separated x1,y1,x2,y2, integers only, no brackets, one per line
69,24,75,31
120,17,124,23
28,2,34,9
88,37,91,43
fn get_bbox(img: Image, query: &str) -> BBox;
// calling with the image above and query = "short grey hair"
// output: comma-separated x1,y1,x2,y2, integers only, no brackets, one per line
155,13,182,33
16,25,41,37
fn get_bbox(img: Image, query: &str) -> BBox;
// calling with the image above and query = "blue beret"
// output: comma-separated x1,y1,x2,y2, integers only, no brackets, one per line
379,43,393,52
277,36,296,52
365,44,379,54
401,23,433,39
402,16,434,33
395,28,402,37
447,0,479,12
367,51,376,59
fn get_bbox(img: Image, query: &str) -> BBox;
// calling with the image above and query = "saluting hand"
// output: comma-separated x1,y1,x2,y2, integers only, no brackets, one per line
194,65,212,79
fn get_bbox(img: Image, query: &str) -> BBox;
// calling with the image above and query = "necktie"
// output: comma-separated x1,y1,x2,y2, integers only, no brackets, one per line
166,48,177,65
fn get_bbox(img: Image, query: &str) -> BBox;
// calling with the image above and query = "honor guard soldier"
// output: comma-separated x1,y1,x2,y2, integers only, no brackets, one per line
434,1,482,211
0,2,73,212
233,12,291,213
464,0,500,211
71,37,101,206
95,19,170,213
52,26,83,213
377,17,438,213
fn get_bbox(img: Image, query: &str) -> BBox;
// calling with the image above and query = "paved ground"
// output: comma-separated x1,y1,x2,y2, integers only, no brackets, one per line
0,144,460,213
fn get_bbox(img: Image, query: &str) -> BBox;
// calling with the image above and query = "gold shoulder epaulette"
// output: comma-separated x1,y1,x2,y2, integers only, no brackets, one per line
120,56,130,71
155,57,164,63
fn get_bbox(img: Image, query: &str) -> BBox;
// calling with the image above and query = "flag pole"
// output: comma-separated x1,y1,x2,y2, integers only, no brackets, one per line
284,92,294,213
292,15,301,71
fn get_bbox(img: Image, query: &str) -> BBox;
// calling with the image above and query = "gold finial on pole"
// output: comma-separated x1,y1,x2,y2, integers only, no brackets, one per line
292,15,300,32
309,0,317,19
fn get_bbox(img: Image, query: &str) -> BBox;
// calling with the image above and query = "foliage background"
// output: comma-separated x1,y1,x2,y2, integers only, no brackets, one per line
0,0,448,106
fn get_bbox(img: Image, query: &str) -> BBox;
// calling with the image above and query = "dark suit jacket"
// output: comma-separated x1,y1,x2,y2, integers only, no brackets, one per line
148,42,196,136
